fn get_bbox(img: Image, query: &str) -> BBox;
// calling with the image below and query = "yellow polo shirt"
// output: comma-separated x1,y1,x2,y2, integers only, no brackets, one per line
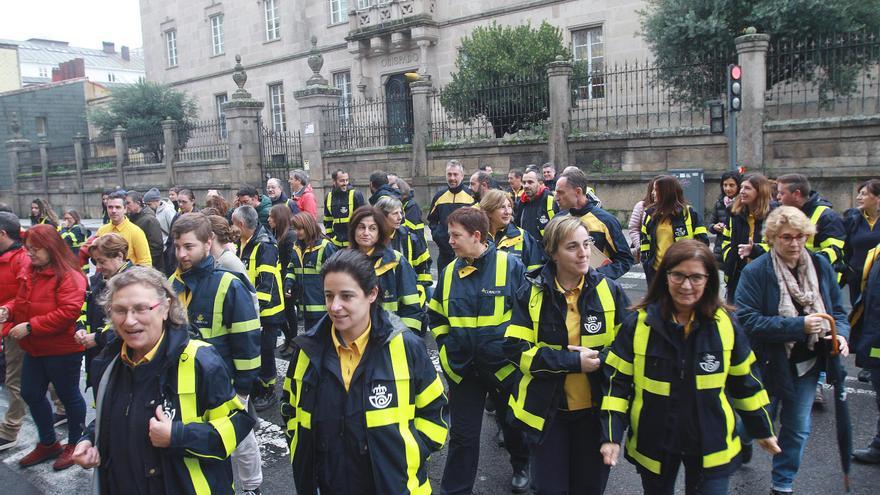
121,331,166,367
96,217,152,266
556,277,591,411
331,322,372,392
654,219,674,269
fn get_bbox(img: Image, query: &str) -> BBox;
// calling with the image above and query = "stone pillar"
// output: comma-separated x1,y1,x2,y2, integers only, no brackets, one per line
223,55,265,187
38,138,49,195
547,56,573,168
294,36,343,205
161,119,179,186
112,125,126,188
410,77,432,178
5,112,28,197
735,33,770,172
73,133,85,191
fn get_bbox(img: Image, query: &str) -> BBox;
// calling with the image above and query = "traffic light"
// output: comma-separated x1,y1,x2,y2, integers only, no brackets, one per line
727,64,742,112
707,99,724,134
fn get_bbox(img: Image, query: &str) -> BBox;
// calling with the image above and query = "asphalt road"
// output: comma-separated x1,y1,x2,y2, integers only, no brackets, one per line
1,228,879,493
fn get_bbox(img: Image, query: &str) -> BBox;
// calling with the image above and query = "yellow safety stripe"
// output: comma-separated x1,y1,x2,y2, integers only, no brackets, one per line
176,340,212,492
431,324,450,338
209,415,238,456
495,363,515,382
704,393,739,468
696,373,726,390
383,302,400,311
400,293,421,306
414,417,447,446
365,405,416,427
728,352,756,376
387,334,423,494
233,356,261,371
415,376,444,408
287,351,312,461
230,318,261,334
602,396,629,413
205,273,234,339
399,317,422,331
303,304,326,312
605,351,633,375
183,458,211,495
628,310,661,474
732,389,770,411
508,376,545,431
870,348,880,358
438,346,462,384
505,324,535,342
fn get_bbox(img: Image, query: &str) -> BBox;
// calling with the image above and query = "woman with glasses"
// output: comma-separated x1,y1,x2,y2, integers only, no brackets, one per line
0,224,87,471
735,206,849,495
640,175,709,285
720,173,775,302
347,206,423,334
71,266,254,493
504,215,630,494
601,240,778,494
374,195,432,301
74,233,133,392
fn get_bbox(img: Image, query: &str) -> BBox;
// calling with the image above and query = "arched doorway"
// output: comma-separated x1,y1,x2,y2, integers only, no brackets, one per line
385,74,414,146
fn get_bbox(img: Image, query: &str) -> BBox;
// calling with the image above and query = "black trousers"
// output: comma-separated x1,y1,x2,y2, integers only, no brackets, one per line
440,370,529,495
639,453,730,495
530,409,609,495
282,303,298,341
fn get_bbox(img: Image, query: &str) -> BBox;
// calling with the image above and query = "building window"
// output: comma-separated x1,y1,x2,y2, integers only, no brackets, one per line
268,83,286,131
211,14,225,55
165,29,178,67
330,0,348,24
38,67,48,78
215,93,228,138
357,0,389,9
333,71,352,122
573,26,604,99
35,117,48,136
264,0,280,41
107,73,116,82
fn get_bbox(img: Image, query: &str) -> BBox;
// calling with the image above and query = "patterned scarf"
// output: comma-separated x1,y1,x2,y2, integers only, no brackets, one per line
771,247,828,368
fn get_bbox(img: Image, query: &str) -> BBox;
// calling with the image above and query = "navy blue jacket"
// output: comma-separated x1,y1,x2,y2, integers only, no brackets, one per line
843,208,880,299
83,326,254,495
284,238,337,325
734,252,849,400
852,244,880,368
568,201,634,279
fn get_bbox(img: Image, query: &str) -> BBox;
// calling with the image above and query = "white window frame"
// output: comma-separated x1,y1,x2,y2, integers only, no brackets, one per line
333,71,352,122
35,117,47,136
38,67,48,78
357,0,389,9
268,83,287,132
215,93,229,138
264,0,281,41
211,14,225,56
572,26,604,100
165,29,178,67
330,0,348,24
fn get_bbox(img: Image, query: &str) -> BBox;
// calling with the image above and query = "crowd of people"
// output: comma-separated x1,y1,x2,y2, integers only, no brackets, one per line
0,162,877,495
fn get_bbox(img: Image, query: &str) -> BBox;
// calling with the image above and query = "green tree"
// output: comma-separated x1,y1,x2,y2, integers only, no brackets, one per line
440,21,569,138
90,80,198,163
640,0,880,106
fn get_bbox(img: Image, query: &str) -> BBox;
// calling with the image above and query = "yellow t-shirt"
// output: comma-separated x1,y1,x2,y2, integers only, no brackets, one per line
556,277,591,411
121,331,166,367
654,219,674,269
331,322,372,392
747,213,756,241
96,217,152,266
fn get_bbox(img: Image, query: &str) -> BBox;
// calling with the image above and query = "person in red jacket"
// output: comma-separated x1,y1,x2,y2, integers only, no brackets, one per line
0,212,31,451
288,169,318,219
0,224,87,471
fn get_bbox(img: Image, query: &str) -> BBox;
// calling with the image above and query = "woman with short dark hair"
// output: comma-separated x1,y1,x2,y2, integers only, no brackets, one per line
284,212,337,334
602,240,778,494
844,178,880,302
281,249,448,495
710,171,742,260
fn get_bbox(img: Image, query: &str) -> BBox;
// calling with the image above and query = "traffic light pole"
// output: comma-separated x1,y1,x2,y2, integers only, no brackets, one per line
728,109,737,171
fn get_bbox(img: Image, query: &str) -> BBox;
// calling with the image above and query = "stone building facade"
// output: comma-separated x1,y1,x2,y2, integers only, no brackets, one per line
140,0,650,128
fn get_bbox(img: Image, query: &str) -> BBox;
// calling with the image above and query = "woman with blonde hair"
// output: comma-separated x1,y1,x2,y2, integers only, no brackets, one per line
735,206,849,494
481,189,544,271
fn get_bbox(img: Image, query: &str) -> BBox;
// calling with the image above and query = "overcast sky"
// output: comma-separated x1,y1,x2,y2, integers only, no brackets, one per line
1,0,143,49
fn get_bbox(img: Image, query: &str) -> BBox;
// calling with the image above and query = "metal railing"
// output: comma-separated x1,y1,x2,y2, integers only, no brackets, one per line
126,128,165,166
177,119,229,162
46,144,77,174
84,137,117,171
15,149,41,177
766,29,880,121
431,77,550,144
321,95,413,150
568,58,730,134
261,126,303,174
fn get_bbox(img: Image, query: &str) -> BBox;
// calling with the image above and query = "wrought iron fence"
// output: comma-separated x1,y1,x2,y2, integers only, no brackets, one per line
46,144,77,174
261,125,303,184
84,136,117,171
321,94,413,150
766,30,880,121
568,57,731,134
431,77,550,144
178,119,229,162
126,128,165,166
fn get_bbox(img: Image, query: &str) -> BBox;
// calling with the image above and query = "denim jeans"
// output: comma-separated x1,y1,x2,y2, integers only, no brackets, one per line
768,366,820,492
20,352,86,446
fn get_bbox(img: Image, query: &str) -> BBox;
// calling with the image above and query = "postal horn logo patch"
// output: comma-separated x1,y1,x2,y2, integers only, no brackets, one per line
699,353,721,373
369,384,393,409
674,226,688,237
583,315,602,334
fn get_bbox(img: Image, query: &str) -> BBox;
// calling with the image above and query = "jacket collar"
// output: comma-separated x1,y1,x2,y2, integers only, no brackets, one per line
369,185,400,205
520,185,547,204
272,193,289,205
569,199,598,218
178,256,216,283
294,306,403,364
0,242,23,259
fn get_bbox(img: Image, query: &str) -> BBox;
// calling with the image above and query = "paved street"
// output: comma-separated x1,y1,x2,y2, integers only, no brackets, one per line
1,228,879,493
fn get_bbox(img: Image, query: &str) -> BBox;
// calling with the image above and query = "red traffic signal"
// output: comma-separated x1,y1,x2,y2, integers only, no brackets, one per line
727,64,742,112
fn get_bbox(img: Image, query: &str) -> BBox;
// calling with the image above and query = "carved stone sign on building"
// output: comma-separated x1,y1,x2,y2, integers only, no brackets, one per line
379,52,420,69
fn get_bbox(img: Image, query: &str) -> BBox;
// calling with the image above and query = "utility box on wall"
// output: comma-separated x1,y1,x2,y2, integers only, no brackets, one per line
669,169,705,216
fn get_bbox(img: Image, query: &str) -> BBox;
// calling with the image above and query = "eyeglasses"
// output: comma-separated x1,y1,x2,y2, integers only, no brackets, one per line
109,301,162,318
777,234,808,244
667,271,709,286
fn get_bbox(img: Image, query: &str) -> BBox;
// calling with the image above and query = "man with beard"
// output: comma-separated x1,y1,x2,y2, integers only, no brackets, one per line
514,169,558,245
469,171,492,203
323,169,366,247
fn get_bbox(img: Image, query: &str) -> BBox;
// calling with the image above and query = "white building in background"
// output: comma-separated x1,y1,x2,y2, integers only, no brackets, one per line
138,0,650,130
0,38,145,87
